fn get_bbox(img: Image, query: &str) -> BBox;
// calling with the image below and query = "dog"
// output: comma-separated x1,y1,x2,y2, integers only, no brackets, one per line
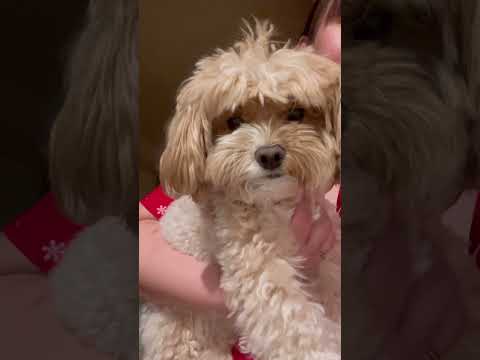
139,20,341,360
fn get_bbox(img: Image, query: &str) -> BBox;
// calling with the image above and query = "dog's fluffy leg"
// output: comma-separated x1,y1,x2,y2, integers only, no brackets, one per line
214,200,340,360
140,303,233,360
220,243,340,360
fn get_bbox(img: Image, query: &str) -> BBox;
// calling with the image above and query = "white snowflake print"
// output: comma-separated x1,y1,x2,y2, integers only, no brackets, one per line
42,240,65,263
156,205,168,216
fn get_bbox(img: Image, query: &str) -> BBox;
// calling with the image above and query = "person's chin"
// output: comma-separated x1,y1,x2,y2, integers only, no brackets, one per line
315,21,341,64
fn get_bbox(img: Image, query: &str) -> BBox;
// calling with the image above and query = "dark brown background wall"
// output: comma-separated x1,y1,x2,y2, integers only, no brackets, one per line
139,0,313,196
0,0,87,226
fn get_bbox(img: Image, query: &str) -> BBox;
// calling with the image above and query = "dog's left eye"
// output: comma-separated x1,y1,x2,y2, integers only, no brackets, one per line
287,107,305,122
227,116,243,131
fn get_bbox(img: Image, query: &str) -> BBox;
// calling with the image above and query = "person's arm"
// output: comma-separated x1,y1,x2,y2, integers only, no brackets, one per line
0,233,38,275
139,204,226,311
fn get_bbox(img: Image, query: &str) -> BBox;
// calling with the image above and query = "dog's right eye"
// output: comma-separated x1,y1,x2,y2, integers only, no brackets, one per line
287,107,305,122
227,116,243,131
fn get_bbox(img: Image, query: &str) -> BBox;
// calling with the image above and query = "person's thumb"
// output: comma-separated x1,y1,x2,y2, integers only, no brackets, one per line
291,191,314,246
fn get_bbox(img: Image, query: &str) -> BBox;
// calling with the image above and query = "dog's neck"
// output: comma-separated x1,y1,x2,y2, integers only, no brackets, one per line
198,177,327,221
194,176,327,235
203,180,299,215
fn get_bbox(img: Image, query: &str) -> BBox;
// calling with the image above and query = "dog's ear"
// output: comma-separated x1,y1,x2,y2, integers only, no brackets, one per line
318,60,341,183
304,54,341,148
328,75,341,183
159,90,210,198
320,61,341,153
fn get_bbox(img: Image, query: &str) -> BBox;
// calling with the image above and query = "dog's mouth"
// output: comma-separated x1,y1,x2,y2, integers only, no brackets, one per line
266,171,284,179
246,174,299,206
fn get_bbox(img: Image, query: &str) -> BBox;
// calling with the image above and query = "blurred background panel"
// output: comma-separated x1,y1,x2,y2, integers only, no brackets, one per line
0,0,87,226
139,0,313,196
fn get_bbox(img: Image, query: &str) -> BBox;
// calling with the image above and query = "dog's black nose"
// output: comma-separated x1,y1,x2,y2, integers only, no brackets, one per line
255,145,286,170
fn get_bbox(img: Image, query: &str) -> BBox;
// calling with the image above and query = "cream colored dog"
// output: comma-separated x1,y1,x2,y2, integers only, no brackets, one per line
140,20,341,360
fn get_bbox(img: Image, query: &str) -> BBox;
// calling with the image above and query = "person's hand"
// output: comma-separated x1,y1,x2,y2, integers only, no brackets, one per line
139,204,227,312
291,188,338,272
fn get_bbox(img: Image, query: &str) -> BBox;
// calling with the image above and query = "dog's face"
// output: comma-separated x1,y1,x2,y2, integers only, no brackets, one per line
160,21,340,200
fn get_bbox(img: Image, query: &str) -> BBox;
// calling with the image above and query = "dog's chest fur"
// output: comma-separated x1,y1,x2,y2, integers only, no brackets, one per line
208,195,297,255
160,188,299,259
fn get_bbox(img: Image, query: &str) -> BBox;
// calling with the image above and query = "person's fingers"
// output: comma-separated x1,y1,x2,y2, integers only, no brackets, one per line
310,217,336,255
302,216,332,256
291,192,314,246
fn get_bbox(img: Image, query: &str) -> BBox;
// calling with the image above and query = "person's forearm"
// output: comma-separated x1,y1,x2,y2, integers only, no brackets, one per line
139,217,226,311
0,233,38,275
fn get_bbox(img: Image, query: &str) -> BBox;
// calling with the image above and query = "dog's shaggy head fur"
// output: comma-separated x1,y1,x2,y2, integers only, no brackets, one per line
160,20,340,201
